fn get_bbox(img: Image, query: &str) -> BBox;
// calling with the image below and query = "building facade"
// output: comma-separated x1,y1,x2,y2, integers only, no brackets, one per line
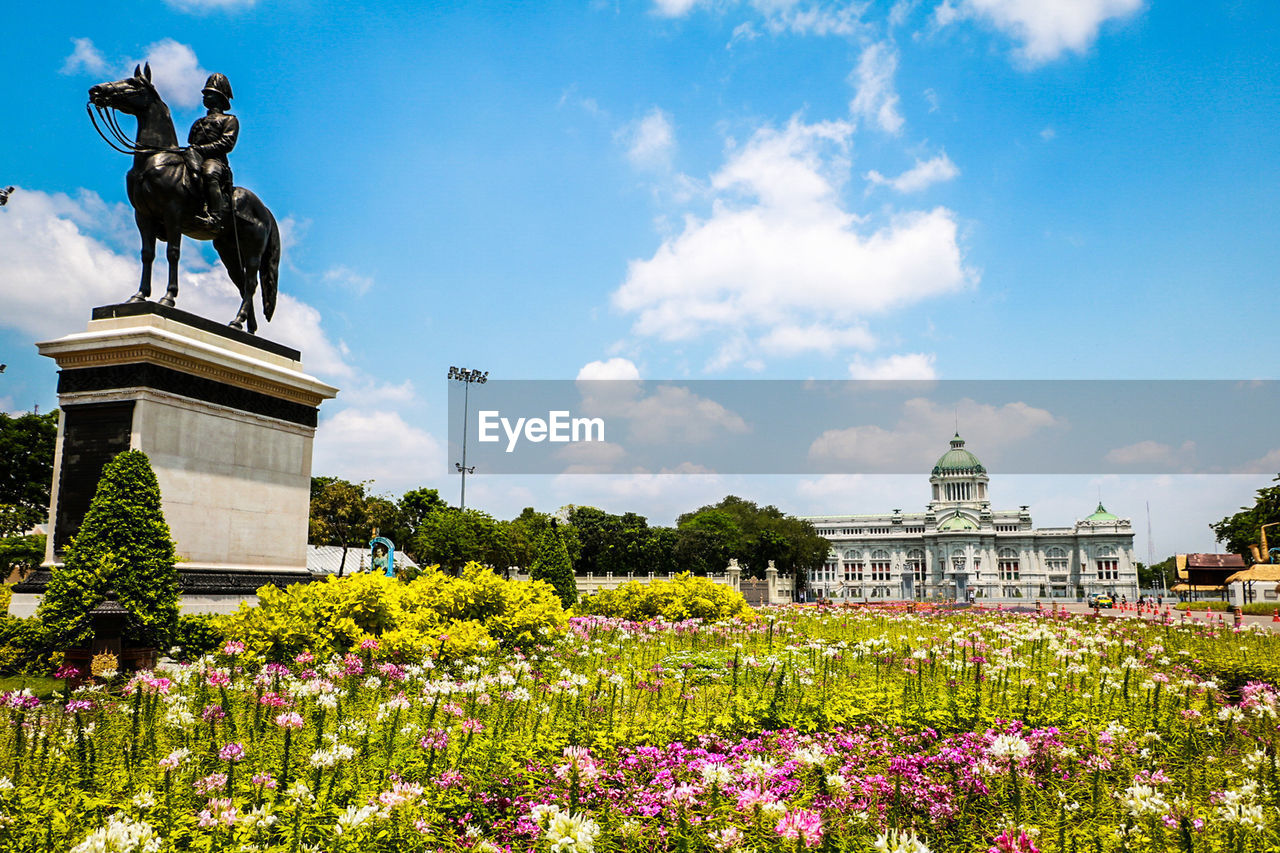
802,434,1139,603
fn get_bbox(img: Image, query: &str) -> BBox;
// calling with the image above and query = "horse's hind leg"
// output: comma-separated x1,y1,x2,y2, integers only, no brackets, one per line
130,214,157,302
213,234,254,331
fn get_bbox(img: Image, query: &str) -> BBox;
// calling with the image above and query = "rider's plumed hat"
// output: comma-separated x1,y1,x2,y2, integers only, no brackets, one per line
201,73,234,103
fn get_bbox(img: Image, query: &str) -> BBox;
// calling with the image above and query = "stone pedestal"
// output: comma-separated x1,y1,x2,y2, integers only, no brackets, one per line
10,303,338,616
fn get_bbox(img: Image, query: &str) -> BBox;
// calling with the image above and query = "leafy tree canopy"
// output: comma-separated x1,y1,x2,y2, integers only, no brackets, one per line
1211,475,1280,561
0,410,58,537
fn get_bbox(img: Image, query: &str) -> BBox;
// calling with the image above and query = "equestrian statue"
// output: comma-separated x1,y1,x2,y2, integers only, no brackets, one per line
88,65,280,334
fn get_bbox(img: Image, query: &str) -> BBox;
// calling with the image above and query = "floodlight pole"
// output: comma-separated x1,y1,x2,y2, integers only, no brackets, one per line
448,366,487,511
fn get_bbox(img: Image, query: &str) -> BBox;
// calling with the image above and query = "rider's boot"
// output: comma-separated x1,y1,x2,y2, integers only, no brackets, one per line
195,182,226,232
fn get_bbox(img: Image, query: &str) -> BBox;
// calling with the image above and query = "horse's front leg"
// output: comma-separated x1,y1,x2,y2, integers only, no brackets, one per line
130,215,157,302
158,226,180,307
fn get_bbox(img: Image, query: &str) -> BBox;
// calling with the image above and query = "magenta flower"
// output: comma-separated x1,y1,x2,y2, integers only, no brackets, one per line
218,742,246,763
776,808,823,847
989,829,1040,853
222,641,246,655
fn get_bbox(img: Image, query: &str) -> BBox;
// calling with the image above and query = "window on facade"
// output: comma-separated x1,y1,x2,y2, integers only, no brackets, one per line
1045,546,1068,576
1096,559,1119,581
843,550,863,582
998,547,1020,581
907,548,925,584
870,549,892,582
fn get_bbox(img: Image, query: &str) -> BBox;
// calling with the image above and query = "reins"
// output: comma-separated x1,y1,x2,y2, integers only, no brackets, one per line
86,103,178,156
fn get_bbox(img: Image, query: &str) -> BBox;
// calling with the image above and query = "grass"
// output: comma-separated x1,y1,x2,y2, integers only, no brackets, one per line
0,676,64,699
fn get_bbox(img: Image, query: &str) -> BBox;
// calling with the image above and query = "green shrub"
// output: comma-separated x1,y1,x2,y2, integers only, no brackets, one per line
577,572,755,622
1173,601,1232,611
0,585,11,615
218,563,566,662
1242,602,1280,615
39,451,179,648
0,615,59,676
170,613,225,661
530,523,576,607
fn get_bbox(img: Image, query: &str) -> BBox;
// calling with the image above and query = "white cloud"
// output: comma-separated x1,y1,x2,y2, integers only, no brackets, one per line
577,358,641,380
313,409,443,492
850,42,904,134
132,39,210,110
652,0,704,15
163,0,257,12
652,0,863,36
1105,439,1197,469
848,352,937,379
62,38,107,76
809,396,1059,468
323,265,374,296
937,0,1144,66
866,152,959,193
1232,448,1280,476
613,117,971,370
622,108,677,171
757,324,876,357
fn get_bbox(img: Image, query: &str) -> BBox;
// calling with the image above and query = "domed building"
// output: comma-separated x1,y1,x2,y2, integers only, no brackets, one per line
802,434,1138,603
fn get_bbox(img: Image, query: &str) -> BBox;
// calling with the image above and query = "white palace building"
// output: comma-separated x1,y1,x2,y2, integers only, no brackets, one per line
802,434,1139,603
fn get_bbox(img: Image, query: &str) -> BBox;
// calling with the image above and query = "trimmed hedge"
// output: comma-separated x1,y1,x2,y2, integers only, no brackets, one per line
1243,602,1280,616
1173,601,1232,612
577,572,755,622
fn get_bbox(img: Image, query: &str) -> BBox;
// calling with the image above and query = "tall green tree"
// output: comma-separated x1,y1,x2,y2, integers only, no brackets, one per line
309,477,371,577
0,410,58,536
1211,475,1280,561
531,521,576,607
39,450,179,647
414,506,510,574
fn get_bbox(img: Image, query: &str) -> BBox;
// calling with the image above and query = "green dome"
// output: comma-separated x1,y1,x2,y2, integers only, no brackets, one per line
938,513,979,531
1084,502,1118,522
932,433,986,475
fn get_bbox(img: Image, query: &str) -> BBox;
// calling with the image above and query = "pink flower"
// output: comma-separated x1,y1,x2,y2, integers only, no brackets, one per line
295,651,314,665
194,773,228,795
219,742,246,763
207,670,232,688
989,830,1040,853
776,809,823,847
418,729,449,751
54,665,82,679
222,641,246,656
251,773,277,789
197,798,237,827
275,711,305,729
360,637,380,650
460,718,484,734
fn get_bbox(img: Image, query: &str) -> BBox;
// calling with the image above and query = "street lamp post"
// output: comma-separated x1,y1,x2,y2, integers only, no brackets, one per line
448,366,488,510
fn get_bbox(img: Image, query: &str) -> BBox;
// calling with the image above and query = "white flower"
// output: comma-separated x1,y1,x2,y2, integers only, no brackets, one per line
988,734,1032,762
530,803,562,828
873,828,932,853
131,791,157,809
70,814,161,853
1119,783,1169,817
543,809,600,853
700,763,734,787
791,746,825,766
334,804,383,836
826,773,848,793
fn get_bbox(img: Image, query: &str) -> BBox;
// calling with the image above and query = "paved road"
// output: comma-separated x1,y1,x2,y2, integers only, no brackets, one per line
988,600,1280,632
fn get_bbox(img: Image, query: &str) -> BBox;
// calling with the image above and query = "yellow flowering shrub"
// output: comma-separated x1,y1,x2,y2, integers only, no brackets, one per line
576,572,755,622
219,563,566,661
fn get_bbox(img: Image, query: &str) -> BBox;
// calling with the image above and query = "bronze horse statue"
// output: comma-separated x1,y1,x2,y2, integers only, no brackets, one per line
88,65,280,334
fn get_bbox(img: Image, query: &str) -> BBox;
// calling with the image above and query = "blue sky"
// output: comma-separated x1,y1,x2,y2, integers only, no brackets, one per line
2,0,1278,556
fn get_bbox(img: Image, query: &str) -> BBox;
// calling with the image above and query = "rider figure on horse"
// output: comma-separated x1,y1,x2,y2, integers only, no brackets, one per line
187,73,238,232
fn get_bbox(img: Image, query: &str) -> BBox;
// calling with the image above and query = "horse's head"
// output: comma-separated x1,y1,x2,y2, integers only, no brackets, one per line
88,63,159,115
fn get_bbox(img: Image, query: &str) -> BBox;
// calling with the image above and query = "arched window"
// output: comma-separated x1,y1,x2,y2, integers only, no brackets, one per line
998,547,1020,581
843,550,863,582
870,549,892,582
1045,546,1069,576
950,547,966,573
1095,545,1119,581
906,548,925,584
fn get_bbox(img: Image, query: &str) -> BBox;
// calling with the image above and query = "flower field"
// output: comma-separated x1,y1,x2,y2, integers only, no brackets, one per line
2,606,1278,852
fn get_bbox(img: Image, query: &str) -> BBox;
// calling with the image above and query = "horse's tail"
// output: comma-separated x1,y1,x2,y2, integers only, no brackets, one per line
261,213,280,322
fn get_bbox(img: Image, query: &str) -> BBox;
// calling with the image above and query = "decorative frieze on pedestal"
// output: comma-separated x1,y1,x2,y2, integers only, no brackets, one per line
10,303,339,616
